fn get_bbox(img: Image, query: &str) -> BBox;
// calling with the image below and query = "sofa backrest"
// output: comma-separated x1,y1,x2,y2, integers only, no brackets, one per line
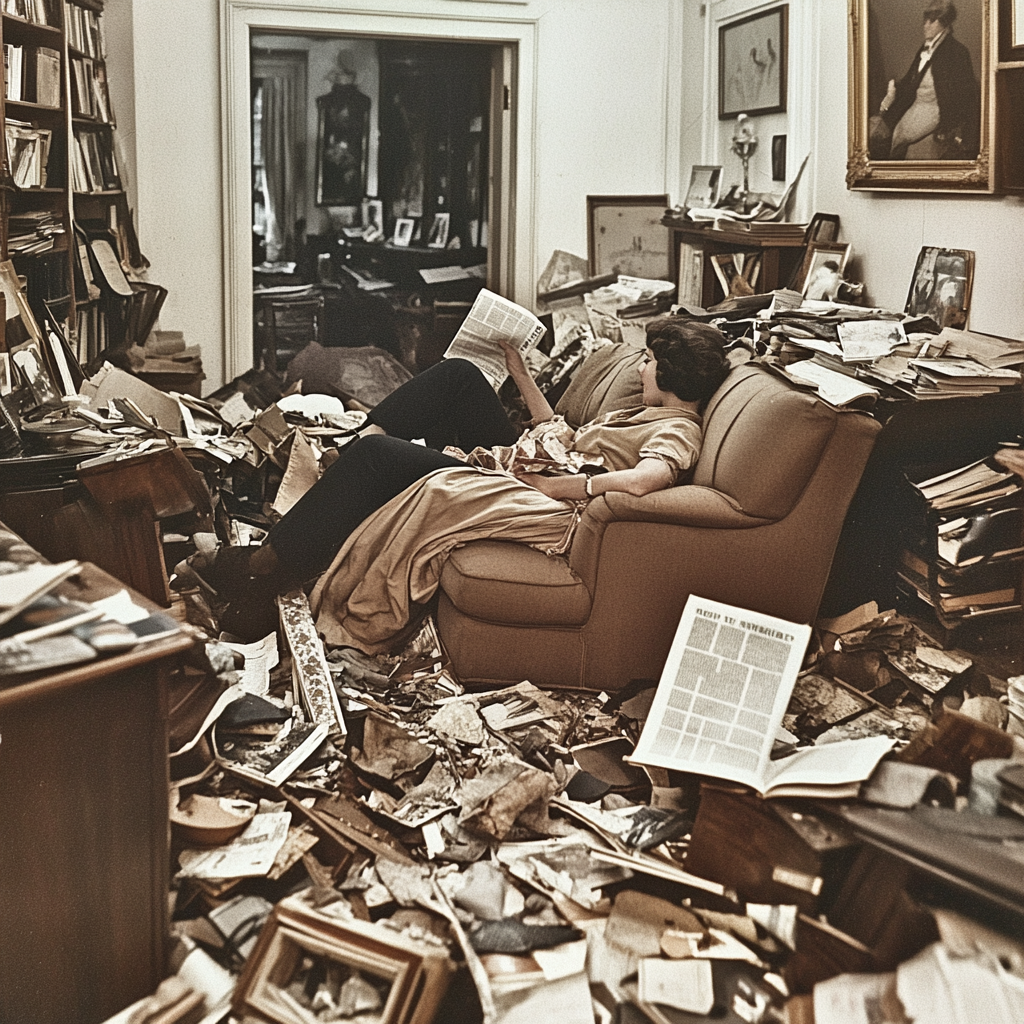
555,343,644,427
693,364,839,520
556,343,847,523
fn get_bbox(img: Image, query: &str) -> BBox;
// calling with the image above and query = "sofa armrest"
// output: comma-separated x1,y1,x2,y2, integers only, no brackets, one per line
569,486,773,592
600,486,774,529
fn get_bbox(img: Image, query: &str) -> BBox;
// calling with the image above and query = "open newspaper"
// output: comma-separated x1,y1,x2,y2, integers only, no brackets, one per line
630,596,893,798
443,288,546,388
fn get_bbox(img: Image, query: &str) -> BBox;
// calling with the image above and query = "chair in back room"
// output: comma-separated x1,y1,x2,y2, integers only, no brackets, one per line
253,288,325,374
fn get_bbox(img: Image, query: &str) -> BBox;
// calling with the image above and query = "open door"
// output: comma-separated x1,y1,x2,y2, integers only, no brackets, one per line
488,44,516,297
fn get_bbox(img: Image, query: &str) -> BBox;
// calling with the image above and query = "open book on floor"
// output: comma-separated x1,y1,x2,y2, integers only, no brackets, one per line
443,288,546,388
629,596,893,799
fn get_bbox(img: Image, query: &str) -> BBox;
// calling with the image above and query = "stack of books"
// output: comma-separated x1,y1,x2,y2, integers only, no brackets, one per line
7,209,63,255
897,455,1024,627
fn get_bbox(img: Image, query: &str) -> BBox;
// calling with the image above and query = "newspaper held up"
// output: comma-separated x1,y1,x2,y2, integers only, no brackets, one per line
443,288,546,389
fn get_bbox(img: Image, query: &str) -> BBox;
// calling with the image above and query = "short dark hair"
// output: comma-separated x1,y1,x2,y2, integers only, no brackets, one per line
924,2,956,27
644,316,730,406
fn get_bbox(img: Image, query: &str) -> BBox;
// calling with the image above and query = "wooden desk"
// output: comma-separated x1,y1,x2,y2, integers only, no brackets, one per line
663,219,806,307
0,545,195,1024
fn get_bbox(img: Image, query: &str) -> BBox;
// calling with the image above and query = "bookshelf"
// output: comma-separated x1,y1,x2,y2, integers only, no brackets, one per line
1,0,137,364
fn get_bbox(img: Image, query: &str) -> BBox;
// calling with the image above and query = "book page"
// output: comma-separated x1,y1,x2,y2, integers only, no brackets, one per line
761,735,894,795
443,288,546,387
630,596,811,791
784,359,879,406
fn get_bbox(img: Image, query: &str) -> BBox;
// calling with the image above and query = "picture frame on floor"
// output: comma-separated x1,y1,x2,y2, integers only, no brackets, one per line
848,0,994,192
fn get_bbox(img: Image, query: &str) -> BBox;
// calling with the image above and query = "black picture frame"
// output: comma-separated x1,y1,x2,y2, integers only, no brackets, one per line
315,82,371,207
719,6,788,119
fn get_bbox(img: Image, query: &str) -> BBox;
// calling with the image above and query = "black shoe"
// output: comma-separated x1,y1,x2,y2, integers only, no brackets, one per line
171,545,259,601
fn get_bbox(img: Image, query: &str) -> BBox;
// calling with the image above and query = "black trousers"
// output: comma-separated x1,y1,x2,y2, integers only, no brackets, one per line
268,358,518,581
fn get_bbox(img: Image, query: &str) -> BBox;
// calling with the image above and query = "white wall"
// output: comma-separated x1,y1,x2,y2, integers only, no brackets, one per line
113,0,681,391
682,0,1024,338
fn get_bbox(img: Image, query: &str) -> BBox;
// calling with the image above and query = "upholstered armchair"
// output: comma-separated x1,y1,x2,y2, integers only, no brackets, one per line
435,345,881,692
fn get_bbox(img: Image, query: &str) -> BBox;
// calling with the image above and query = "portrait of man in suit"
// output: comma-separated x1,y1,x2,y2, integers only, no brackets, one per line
867,1,982,161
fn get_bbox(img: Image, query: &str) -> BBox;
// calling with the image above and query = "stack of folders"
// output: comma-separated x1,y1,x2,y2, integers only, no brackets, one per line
897,453,1024,627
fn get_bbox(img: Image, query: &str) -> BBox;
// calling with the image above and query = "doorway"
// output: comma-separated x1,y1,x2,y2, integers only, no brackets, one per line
221,1,535,381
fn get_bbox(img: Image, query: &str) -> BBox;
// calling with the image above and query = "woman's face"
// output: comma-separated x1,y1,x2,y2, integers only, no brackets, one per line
639,348,667,406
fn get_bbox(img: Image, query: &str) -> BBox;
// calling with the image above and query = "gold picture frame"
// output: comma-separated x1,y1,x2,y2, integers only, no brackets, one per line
847,0,995,193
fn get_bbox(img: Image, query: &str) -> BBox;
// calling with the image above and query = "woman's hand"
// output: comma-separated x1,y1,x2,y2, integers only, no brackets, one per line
499,339,528,381
499,339,555,424
517,473,586,501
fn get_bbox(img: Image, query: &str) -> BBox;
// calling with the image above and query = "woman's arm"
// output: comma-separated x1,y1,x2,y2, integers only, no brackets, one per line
519,457,676,502
499,339,555,425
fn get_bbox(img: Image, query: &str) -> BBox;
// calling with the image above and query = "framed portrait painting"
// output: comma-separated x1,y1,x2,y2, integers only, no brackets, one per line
847,0,995,192
719,6,788,119
586,194,670,279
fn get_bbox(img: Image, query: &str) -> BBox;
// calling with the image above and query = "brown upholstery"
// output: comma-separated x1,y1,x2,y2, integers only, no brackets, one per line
436,348,881,692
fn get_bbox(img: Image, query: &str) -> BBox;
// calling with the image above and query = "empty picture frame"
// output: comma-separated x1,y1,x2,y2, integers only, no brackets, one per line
794,241,851,297
905,246,975,329
683,165,723,211
586,194,670,279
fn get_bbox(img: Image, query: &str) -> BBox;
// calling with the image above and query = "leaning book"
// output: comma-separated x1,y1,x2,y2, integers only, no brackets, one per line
442,288,546,388
629,596,893,799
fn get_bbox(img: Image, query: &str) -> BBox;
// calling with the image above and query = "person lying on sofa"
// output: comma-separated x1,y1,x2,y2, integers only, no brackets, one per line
197,315,730,644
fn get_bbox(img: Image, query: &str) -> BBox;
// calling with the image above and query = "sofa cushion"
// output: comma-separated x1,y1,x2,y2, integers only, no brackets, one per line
555,343,644,427
694,365,837,521
440,540,592,626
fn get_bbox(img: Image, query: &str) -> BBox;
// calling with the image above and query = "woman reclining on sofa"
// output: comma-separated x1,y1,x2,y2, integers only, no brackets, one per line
200,315,730,644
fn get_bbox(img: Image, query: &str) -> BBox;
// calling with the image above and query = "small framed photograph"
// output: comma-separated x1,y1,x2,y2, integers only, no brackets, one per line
683,165,722,211
10,339,60,406
426,212,450,248
586,194,670,279
719,5,788,119
361,198,384,241
392,218,415,247
0,352,10,396
905,246,975,330
794,241,851,297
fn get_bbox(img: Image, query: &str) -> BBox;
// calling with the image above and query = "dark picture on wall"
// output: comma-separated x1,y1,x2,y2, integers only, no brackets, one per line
315,78,371,207
848,0,994,192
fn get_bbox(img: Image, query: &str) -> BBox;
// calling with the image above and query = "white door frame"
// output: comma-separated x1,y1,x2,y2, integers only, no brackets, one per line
219,0,538,381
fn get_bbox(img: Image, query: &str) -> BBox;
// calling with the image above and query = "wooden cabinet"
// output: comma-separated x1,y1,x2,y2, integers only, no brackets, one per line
0,548,193,1024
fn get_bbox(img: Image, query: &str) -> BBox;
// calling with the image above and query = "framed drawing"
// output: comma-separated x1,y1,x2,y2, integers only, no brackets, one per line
315,81,371,207
586,194,670,279
794,241,851,295
848,0,994,192
905,246,975,328
719,6,788,119
683,165,723,210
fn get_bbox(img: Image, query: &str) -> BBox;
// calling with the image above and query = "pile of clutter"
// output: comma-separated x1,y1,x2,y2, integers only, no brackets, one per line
108,574,1024,1024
